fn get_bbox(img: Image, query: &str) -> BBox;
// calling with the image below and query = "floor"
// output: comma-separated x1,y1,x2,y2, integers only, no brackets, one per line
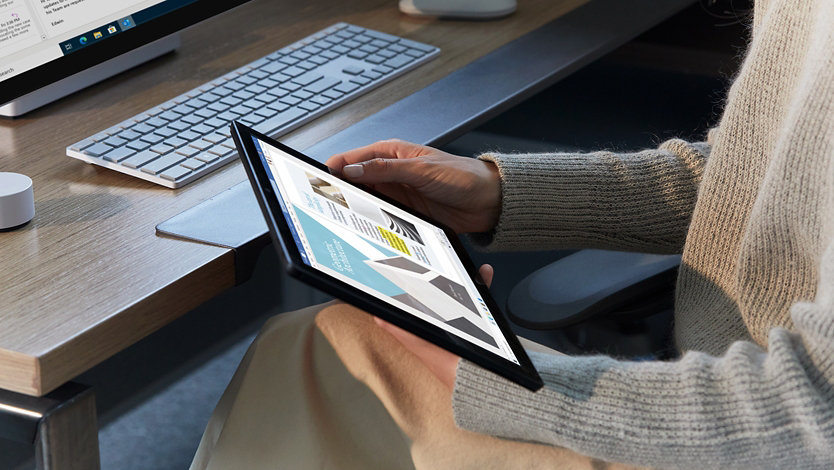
1,5,745,468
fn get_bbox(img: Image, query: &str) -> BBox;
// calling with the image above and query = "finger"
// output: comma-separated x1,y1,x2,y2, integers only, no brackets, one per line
479,264,494,288
340,157,431,187
325,139,425,171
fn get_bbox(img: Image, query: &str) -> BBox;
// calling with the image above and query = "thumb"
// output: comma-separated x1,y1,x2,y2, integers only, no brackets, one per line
342,158,428,187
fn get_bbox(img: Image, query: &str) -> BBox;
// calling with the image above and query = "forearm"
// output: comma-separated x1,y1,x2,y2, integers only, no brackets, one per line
471,139,709,253
452,300,834,469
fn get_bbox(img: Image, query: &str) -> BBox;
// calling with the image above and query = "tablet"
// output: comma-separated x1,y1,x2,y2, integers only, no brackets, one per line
232,122,543,391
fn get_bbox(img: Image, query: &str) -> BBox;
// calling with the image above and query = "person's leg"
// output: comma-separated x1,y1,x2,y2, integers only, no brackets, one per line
315,302,646,470
193,301,645,469
190,302,414,470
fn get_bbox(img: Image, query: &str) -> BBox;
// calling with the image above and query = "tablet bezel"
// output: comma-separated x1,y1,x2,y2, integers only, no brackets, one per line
232,121,543,391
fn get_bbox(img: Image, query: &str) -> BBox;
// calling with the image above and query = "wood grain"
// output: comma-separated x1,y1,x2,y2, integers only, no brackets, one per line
0,0,587,396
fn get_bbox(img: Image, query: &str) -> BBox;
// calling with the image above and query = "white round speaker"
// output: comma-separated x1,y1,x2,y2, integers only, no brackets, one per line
0,172,35,229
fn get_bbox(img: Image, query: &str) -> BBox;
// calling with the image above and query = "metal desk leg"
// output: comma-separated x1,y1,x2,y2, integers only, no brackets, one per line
0,382,100,470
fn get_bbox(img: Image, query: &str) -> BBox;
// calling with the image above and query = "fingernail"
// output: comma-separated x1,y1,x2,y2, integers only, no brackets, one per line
343,164,364,178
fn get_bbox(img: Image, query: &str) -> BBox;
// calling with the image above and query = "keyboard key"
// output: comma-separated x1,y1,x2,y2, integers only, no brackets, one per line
279,82,302,92
281,66,306,77
342,65,364,75
252,107,307,135
405,48,426,58
306,77,341,93
279,96,302,106
333,82,360,94
373,65,393,75
126,140,151,152
194,152,220,163
378,49,397,59
202,133,226,144
322,89,344,100
103,136,127,147
350,76,371,86
142,153,187,175
297,101,320,112
168,120,191,131
161,165,193,182
102,147,134,162
384,55,414,69
232,90,255,101
246,84,267,95
156,127,178,138
266,101,290,112
254,107,278,119
243,98,264,109
398,38,434,52
140,133,165,145
362,71,383,80
122,150,160,169
150,144,174,154
311,96,332,106
171,104,195,116
293,72,323,86
387,44,406,53
194,108,216,119
179,130,201,141
221,96,243,107
343,39,361,49
188,139,213,151
181,158,206,170
180,114,203,125
115,129,141,141
364,30,400,42
308,55,328,65
145,117,168,128
176,146,200,158
347,50,368,60
69,139,96,152
131,123,154,134
364,55,385,64
192,124,214,134
208,147,238,158
292,90,314,100
277,56,299,66
167,137,187,148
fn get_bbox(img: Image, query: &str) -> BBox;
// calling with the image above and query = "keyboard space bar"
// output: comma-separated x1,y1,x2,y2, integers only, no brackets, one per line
252,108,308,136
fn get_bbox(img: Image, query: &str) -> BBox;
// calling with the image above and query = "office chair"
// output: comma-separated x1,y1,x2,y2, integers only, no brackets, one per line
507,249,681,359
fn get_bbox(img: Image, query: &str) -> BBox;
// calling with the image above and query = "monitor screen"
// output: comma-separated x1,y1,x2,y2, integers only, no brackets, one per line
0,0,250,107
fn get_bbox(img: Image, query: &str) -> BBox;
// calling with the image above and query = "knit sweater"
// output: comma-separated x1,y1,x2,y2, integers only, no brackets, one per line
452,1,834,468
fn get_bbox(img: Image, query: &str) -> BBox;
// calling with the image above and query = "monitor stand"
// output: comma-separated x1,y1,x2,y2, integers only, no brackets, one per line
0,34,181,118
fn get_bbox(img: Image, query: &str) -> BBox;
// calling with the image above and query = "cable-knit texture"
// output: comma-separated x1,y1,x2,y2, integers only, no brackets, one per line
454,0,834,468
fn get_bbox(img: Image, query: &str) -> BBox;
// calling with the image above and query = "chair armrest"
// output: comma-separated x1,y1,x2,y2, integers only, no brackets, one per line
506,249,680,330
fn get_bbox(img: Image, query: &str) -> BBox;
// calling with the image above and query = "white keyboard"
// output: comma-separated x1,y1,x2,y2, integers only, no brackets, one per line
66,23,439,188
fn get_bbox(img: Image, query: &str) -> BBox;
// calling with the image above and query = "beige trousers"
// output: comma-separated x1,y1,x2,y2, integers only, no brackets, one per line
190,301,642,470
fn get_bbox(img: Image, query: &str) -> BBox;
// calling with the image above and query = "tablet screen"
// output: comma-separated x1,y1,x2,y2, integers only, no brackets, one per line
251,136,520,364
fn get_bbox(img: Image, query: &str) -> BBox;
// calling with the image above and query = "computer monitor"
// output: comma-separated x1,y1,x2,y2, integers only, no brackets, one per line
0,0,251,117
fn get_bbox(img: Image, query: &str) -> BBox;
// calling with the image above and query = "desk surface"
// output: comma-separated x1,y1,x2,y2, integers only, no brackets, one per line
0,0,685,396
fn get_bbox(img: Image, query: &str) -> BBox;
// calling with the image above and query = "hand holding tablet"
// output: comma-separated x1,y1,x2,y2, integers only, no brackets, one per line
232,122,542,391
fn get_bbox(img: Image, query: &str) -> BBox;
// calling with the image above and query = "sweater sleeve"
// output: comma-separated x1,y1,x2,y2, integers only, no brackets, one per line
452,242,834,469
470,138,709,253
